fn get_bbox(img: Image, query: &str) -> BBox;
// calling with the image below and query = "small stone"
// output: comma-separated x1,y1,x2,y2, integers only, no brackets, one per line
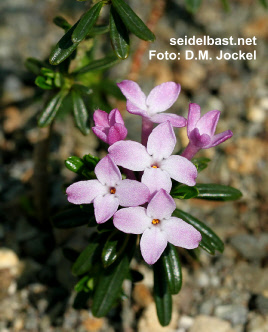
133,283,153,308
215,304,248,325
230,234,268,261
188,315,235,332
138,302,179,332
247,312,268,332
0,248,20,275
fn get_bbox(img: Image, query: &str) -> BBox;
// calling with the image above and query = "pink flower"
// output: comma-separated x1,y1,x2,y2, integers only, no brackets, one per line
113,189,202,265
182,103,233,160
92,109,127,145
108,121,197,196
66,155,150,224
117,80,186,127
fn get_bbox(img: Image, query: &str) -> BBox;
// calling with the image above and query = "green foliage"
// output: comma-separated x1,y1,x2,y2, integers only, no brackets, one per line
170,183,199,199
192,157,211,173
73,54,120,75
110,6,130,59
71,90,90,135
153,260,172,326
161,243,182,295
51,205,95,229
101,231,130,267
259,0,268,8
72,2,104,43
111,0,155,42
195,183,242,201
38,90,68,126
65,153,99,178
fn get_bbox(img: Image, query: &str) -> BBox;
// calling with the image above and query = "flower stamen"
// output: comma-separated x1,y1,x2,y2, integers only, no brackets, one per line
152,218,160,225
151,165,158,168
110,187,116,194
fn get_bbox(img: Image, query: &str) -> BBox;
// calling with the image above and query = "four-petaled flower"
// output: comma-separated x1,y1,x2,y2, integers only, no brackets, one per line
66,155,150,224
113,189,202,265
92,108,127,145
117,80,186,127
182,103,233,160
109,121,197,196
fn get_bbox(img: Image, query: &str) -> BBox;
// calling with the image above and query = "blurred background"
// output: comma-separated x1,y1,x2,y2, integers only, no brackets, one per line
0,0,267,331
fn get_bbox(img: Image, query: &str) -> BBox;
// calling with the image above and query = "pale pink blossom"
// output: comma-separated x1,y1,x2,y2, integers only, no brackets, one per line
182,103,233,160
92,108,127,145
108,121,197,196
66,155,150,224
113,189,202,265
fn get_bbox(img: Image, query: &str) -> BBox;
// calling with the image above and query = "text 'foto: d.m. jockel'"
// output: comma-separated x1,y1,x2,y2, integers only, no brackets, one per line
66,80,234,265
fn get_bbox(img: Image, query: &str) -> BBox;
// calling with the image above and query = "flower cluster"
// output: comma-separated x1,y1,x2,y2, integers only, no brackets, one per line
66,80,233,265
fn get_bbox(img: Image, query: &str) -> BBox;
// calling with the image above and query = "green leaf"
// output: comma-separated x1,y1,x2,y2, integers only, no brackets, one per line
75,275,91,292
195,184,242,201
25,58,48,75
173,209,224,253
185,0,202,13
35,76,54,90
38,90,68,126
83,154,100,170
192,157,210,173
72,2,104,43
161,243,182,295
50,22,80,65
153,260,172,327
92,247,133,317
199,233,216,255
87,24,110,36
102,231,129,267
259,0,268,8
73,54,120,75
53,16,72,31
110,6,130,59
98,79,125,100
111,0,155,42
72,84,93,95
71,90,90,135
171,184,199,199
72,233,103,276
52,206,93,229
65,156,84,173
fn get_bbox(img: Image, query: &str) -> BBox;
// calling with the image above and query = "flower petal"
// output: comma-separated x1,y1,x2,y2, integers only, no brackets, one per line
113,206,151,234
92,126,109,143
126,100,147,116
151,113,186,127
189,128,211,148
93,194,119,224
66,180,106,204
161,155,197,186
108,108,125,126
146,188,176,219
140,227,167,265
161,217,202,249
95,155,121,186
117,80,147,110
116,179,150,206
196,110,220,136
107,123,128,145
108,141,151,171
93,109,109,127
147,121,176,159
187,103,201,136
146,82,181,115
141,168,172,196
209,130,233,148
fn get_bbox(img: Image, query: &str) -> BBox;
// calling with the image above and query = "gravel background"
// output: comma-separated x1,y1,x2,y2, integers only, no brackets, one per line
0,0,268,331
